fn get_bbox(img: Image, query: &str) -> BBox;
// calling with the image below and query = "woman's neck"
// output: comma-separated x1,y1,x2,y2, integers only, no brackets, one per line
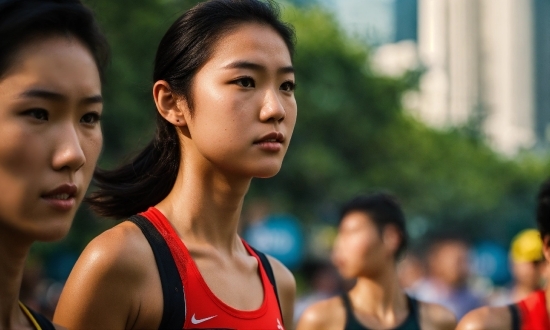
0,235,31,329
156,159,251,251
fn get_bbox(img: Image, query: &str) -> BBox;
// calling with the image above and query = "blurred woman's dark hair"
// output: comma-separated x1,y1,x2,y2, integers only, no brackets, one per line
0,0,109,80
537,178,550,240
87,0,296,219
340,193,409,259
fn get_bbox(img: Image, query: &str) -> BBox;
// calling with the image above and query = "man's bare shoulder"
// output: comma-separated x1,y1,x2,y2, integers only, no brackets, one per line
418,301,457,330
456,306,512,330
295,296,345,330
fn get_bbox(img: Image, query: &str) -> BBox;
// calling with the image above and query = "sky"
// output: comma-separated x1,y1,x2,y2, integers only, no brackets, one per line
318,0,395,44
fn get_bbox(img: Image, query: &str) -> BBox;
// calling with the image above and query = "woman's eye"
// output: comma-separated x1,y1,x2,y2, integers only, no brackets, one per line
280,81,296,92
81,112,101,125
23,108,49,121
235,77,255,88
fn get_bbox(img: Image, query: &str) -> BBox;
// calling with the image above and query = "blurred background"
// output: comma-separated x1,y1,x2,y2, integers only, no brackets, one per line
23,0,550,324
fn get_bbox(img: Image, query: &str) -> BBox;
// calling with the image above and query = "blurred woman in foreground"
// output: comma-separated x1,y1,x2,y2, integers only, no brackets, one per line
0,0,108,329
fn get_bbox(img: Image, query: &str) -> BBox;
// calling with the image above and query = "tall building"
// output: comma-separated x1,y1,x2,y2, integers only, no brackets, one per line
534,0,550,146
415,0,536,155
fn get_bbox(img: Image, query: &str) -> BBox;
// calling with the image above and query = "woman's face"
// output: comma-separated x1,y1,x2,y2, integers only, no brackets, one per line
181,23,297,178
0,36,102,242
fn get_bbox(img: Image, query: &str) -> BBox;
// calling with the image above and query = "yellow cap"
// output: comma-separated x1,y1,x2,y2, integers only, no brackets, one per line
510,229,544,262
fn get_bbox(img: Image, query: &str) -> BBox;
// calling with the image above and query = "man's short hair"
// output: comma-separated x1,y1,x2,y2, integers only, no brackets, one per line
340,193,408,259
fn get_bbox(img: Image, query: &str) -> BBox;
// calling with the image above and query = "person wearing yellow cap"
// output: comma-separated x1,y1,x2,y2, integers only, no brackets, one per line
489,229,546,306
458,180,550,330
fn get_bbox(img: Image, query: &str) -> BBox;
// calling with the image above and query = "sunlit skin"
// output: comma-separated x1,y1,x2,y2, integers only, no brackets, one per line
509,260,546,301
0,36,102,330
457,237,550,330
54,23,297,330
297,212,456,330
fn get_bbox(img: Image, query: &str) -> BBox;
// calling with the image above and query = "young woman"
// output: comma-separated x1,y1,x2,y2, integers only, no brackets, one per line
54,0,297,329
296,194,456,330
0,0,108,329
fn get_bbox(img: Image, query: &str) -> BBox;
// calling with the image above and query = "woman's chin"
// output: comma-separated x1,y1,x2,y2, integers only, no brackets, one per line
252,165,282,179
35,223,72,242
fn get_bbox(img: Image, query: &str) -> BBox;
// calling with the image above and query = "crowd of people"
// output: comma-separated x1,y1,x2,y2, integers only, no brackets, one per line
1,0,549,329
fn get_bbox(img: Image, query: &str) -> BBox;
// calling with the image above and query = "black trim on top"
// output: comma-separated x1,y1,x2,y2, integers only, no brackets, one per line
26,307,56,330
128,215,185,330
249,246,283,319
508,304,521,330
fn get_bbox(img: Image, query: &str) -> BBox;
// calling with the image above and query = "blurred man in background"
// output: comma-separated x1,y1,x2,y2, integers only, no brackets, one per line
409,236,485,320
490,229,546,306
293,260,343,325
296,193,456,330
458,179,550,329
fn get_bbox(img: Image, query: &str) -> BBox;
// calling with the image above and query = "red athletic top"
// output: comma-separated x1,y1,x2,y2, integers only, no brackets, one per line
516,290,550,330
140,207,285,330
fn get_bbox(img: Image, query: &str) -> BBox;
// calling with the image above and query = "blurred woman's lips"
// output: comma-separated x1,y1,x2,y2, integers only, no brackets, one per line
41,183,77,211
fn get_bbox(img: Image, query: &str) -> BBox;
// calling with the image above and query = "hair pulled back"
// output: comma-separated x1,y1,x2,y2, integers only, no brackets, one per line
0,0,109,80
87,0,295,219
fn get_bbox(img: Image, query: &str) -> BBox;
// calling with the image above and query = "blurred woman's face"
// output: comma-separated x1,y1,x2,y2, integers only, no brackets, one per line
0,36,102,242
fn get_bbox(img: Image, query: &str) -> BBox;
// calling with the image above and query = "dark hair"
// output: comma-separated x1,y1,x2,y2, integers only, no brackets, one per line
0,0,109,81
87,0,296,219
340,193,408,259
537,179,550,240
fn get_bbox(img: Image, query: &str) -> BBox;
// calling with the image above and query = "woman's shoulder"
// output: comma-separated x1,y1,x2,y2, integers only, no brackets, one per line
265,255,295,293
264,255,296,327
81,221,152,272
54,220,163,329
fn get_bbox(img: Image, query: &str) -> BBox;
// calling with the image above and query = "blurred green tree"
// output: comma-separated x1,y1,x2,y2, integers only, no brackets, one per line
247,5,549,245
33,1,550,270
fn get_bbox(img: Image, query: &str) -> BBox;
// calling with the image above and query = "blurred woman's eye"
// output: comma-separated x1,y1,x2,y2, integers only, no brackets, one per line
280,81,296,92
23,108,49,121
234,77,255,88
81,112,101,125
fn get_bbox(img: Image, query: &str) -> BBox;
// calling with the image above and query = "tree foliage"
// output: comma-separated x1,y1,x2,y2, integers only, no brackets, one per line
34,1,550,268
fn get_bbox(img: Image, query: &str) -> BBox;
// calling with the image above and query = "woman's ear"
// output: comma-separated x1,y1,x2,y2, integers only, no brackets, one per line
153,80,188,126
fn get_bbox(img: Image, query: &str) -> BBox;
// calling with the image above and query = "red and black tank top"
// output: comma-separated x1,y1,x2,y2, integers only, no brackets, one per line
509,290,550,330
129,207,284,330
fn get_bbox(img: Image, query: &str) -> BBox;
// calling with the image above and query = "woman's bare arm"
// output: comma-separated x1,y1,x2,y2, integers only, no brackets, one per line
54,222,163,330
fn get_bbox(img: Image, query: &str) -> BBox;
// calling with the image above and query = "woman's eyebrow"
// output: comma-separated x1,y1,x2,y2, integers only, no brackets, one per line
18,88,102,104
19,88,66,101
223,60,294,74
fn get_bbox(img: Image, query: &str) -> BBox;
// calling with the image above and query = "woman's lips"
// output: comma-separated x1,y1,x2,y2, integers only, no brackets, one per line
41,184,77,211
254,132,284,151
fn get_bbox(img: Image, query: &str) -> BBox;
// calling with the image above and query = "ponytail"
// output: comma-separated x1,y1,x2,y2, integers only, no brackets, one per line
86,116,180,219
